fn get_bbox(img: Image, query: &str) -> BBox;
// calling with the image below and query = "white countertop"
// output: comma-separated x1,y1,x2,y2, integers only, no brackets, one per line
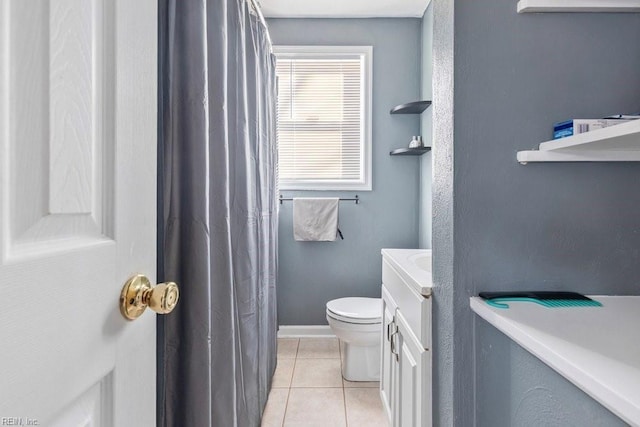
381,249,433,296
470,296,640,426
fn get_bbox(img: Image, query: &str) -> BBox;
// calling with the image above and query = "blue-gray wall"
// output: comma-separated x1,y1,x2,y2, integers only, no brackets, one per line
419,3,434,250
431,0,640,425
477,322,626,426
268,18,423,325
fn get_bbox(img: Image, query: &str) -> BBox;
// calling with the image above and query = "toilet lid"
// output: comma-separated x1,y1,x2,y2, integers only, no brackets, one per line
326,297,382,324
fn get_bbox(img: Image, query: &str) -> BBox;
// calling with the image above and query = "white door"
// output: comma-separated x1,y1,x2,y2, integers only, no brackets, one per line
0,0,159,425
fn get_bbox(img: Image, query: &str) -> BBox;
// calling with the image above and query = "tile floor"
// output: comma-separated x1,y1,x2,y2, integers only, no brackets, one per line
261,337,389,427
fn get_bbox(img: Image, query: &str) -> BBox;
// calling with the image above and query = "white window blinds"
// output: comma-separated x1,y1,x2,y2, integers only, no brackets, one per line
275,47,372,190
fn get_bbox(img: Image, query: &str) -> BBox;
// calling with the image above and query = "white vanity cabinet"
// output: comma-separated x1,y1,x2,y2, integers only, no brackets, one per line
381,285,399,425
380,249,433,427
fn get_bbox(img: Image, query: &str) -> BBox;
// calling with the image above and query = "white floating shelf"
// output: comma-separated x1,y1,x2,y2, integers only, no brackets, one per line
517,0,640,13
517,120,640,164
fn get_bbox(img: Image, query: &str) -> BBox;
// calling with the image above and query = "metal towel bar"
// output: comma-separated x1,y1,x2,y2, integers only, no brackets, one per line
278,195,359,205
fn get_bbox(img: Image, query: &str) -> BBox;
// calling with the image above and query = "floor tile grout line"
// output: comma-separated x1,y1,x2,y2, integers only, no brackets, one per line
280,385,291,427
339,340,349,427
289,338,299,389
279,338,297,427
281,338,300,426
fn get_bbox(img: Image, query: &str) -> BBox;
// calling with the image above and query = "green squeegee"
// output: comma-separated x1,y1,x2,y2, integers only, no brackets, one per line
479,291,602,309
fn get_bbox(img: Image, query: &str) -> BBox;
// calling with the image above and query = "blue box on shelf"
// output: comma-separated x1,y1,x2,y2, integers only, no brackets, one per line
553,118,637,140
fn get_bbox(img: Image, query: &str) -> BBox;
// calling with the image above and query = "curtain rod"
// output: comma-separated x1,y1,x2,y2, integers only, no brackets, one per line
279,195,360,205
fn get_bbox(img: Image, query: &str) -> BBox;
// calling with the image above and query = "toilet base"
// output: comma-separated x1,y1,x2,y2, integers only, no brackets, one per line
340,341,381,382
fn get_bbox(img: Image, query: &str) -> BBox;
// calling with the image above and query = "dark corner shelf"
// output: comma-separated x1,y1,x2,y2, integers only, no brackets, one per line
390,100,432,115
389,147,431,156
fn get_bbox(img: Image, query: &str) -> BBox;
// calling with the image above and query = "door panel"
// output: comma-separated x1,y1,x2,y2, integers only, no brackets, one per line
381,285,399,425
381,297,395,421
400,339,418,427
396,311,430,427
6,0,115,259
49,376,112,427
0,0,157,424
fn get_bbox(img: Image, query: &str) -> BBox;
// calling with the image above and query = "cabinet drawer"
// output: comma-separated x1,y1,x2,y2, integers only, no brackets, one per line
383,258,431,349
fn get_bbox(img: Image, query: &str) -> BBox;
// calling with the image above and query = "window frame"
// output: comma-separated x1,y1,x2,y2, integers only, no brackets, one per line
273,45,373,191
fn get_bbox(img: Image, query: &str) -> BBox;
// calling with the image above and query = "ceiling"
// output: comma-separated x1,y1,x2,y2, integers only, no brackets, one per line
259,0,432,18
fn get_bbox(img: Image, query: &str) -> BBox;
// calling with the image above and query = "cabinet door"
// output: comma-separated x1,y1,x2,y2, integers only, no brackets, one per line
397,311,432,427
381,286,398,424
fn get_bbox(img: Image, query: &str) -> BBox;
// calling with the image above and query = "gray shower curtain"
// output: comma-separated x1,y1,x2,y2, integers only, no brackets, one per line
158,1,278,426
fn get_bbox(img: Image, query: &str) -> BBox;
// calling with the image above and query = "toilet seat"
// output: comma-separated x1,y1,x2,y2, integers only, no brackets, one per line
326,297,382,325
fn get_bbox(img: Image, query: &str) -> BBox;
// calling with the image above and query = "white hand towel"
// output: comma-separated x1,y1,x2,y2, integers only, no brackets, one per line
293,198,339,241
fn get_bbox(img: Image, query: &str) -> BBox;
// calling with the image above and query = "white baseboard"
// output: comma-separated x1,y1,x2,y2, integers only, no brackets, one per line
277,325,335,338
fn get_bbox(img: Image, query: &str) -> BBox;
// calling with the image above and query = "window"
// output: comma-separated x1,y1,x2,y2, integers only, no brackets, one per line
274,46,372,191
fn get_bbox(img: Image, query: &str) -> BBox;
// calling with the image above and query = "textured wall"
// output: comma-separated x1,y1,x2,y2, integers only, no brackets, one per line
268,18,423,325
419,3,434,250
431,0,456,424
431,0,640,424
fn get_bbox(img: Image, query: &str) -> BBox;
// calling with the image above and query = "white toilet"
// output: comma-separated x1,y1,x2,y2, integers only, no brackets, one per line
326,297,382,382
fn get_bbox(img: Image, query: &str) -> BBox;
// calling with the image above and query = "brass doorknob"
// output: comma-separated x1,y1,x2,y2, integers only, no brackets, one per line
120,274,180,320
